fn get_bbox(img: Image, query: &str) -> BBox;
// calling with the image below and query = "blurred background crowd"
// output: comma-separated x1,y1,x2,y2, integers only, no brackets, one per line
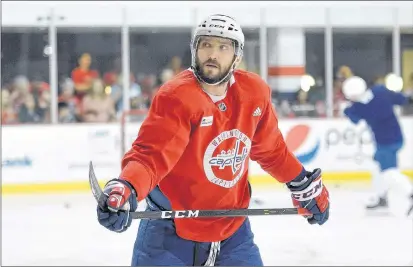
2,28,413,124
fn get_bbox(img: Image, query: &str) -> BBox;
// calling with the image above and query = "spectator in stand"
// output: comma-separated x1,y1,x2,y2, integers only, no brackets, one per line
18,94,42,123
58,78,81,122
314,100,327,117
290,89,318,117
278,99,294,118
334,65,354,117
140,68,174,110
112,73,144,114
139,74,158,108
58,102,77,123
31,81,51,123
81,79,115,123
103,57,122,87
103,58,145,113
170,56,184,76
1,89,18,124
159,68,174,86
9,76,31,115
71,53,99,100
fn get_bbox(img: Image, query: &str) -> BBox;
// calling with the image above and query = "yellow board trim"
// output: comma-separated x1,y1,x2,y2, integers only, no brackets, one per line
2,170,413,195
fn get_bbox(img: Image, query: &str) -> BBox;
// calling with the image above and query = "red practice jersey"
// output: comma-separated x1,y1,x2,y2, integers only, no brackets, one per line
120,69,303,242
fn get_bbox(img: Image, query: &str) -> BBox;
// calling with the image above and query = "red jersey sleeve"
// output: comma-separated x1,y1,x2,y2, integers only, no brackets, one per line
250,87,304,183
119,89,192,201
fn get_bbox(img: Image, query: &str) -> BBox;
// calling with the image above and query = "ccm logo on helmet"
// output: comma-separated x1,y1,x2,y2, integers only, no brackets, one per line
209,24,225,29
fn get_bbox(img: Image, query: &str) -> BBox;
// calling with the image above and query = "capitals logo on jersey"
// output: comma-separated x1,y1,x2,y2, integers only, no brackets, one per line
203,129,251,188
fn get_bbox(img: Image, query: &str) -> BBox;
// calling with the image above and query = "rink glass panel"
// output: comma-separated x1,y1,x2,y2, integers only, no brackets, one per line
56,27,122,123
1,27,52,124
266,28,326,119
128,27,260,77
331,29,393,117
241,28,261,75
332,29,393,86
2,24,412,125
129,27,191,78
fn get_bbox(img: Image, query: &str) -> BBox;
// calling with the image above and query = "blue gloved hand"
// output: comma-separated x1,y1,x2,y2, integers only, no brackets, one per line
97,179,138,233
287,168,330,225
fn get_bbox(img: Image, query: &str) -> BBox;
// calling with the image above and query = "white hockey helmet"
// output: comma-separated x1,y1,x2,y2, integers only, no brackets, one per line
342,76,368,101
190,14,245,85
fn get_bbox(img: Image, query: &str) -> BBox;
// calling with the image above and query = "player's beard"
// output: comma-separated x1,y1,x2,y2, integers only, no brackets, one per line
195,57,232,85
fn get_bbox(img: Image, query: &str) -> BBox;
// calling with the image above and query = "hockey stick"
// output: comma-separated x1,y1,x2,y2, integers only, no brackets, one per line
88,161,311,219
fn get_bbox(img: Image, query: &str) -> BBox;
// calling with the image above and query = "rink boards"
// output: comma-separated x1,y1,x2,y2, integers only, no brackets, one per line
2,118,413,194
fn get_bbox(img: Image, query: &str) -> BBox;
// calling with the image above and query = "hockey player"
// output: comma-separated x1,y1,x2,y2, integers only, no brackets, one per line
96,14,330,266
342,76,413,215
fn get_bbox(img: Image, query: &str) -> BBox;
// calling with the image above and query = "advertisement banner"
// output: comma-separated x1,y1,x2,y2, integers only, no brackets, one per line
2,126,60,184
2,118,412,189
250,118,413,177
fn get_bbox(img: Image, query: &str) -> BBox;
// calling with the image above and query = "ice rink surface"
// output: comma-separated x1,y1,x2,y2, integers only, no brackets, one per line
2,186,412,266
